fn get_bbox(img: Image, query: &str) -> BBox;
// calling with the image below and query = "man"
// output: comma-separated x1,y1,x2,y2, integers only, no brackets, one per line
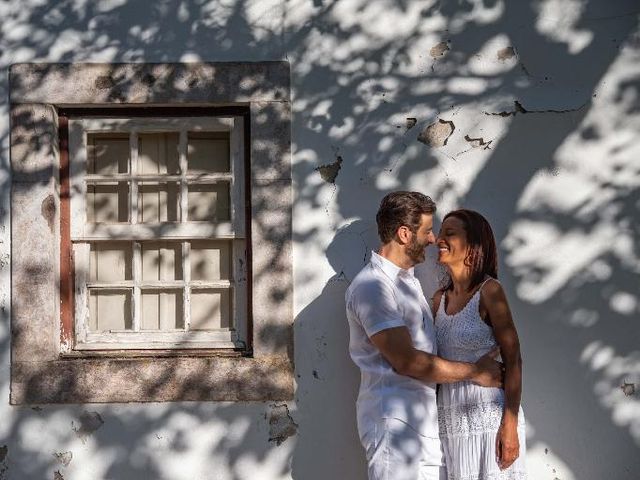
346,191,503,480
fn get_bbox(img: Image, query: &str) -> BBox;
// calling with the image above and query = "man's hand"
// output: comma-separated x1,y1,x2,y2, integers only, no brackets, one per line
472,347,504,388
370,328,507,385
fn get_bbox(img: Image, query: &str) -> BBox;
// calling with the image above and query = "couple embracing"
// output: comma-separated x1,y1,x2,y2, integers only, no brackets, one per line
346,191,527,480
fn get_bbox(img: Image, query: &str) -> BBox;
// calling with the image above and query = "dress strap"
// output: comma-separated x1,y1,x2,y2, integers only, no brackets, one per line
473,277,497,299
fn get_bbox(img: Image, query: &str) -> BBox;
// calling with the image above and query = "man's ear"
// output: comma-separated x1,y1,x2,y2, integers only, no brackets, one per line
396,225,412,245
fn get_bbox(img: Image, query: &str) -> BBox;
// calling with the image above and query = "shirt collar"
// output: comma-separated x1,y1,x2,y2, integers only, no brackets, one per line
370,250,415,279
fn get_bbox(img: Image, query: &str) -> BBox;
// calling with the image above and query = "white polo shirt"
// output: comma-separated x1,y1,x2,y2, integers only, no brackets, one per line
346,251,442,462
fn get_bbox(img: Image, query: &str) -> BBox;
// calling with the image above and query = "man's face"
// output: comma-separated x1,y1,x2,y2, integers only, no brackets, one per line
405,214,436,265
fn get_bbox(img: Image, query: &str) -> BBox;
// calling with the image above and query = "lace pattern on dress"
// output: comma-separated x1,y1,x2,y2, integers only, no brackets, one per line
439,401,526,438
450,470,527,480
438,401,504,437
435,287,497,363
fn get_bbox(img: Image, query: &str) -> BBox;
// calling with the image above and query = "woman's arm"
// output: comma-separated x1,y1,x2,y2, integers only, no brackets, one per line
480,279,523,470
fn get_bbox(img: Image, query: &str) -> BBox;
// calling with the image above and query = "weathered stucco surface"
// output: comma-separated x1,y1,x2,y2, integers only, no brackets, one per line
0,0,639,479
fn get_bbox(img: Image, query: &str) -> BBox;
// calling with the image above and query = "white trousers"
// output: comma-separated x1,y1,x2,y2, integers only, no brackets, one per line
361,419,447,480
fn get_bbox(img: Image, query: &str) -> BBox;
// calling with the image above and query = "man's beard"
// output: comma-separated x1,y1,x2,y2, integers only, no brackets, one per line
406,235,427,265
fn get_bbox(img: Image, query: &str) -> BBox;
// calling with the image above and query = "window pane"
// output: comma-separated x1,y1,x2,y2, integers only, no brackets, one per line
89,289,132,331
139,182,179,222
88,133,129,174
190,289,231,330
142,242,182,281
187,183,230,222
87,182,129,223
90,242,132,282
187,132,230,173
190,241,231,281
141,289,184,330
138,133,180,175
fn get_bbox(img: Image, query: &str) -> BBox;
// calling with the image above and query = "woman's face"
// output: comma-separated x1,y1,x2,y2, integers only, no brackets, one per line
436,216,469,266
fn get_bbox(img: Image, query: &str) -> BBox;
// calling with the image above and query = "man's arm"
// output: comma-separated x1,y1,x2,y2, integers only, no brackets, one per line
371,326,503,387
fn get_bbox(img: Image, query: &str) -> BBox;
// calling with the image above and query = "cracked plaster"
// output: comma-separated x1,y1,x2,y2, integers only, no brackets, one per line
315,156,343,184
52,451,72,468
267,404,298,446
484,100,589,117
72,411,104,443
430,41,450,58
418,119,455,147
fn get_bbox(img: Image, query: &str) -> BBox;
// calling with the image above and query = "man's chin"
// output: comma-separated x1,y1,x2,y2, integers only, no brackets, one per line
410,253,426,265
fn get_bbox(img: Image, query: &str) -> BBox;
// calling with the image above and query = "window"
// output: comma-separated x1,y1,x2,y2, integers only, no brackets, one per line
65,116,248,351
10,62,292,403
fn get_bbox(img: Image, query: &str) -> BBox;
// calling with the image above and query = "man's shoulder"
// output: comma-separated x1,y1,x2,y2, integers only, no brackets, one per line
346,262,395,303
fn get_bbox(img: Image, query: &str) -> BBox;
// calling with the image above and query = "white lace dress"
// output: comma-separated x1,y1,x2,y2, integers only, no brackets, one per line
435,285,527,480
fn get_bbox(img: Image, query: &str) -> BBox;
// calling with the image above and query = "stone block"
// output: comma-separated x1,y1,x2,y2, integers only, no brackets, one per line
11,355,293,404
251,101,292,180
10,104,58,182
11,181,58,363
250,179,293,356
10,62,290,105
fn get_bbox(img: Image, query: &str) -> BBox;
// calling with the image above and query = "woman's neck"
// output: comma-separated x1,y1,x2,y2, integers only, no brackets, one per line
447,263,473,294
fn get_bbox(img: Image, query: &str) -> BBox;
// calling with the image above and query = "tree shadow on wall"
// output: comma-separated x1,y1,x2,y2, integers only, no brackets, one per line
290,2,640,479
292,220,378,480
0,0,639,479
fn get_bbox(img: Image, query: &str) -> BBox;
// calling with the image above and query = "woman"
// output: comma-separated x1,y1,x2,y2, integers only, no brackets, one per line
432,209,526,480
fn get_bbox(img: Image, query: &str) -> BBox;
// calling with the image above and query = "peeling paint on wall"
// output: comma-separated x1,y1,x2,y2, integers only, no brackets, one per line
497,46,516,61
430,41,450,58
620,382,635,396
315,156,343,184
418,119,455,147
484,101,528,117
464,135,492,149
54,470,64,480
52,451,72,467
484,100,588,116
267,404,298,446
72,411,104,444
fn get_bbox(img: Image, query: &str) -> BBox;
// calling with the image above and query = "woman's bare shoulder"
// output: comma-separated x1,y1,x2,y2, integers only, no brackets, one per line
479,277,509,311
480,277,503,296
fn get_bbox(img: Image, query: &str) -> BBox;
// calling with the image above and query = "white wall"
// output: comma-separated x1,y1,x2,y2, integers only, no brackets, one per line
1,0,639,478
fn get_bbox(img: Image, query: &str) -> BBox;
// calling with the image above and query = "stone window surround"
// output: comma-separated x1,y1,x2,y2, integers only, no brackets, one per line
9,62,293,403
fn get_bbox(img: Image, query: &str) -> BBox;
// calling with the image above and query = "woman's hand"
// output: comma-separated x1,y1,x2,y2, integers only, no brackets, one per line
496,419,519,470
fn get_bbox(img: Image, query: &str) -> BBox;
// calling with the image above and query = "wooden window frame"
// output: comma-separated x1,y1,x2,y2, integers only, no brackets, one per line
59,107,253,355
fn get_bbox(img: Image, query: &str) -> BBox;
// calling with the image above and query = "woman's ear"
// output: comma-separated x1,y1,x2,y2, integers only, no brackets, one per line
463,247,475,267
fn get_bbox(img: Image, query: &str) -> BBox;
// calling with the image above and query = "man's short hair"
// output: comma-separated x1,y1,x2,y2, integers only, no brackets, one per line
376,191,436,244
